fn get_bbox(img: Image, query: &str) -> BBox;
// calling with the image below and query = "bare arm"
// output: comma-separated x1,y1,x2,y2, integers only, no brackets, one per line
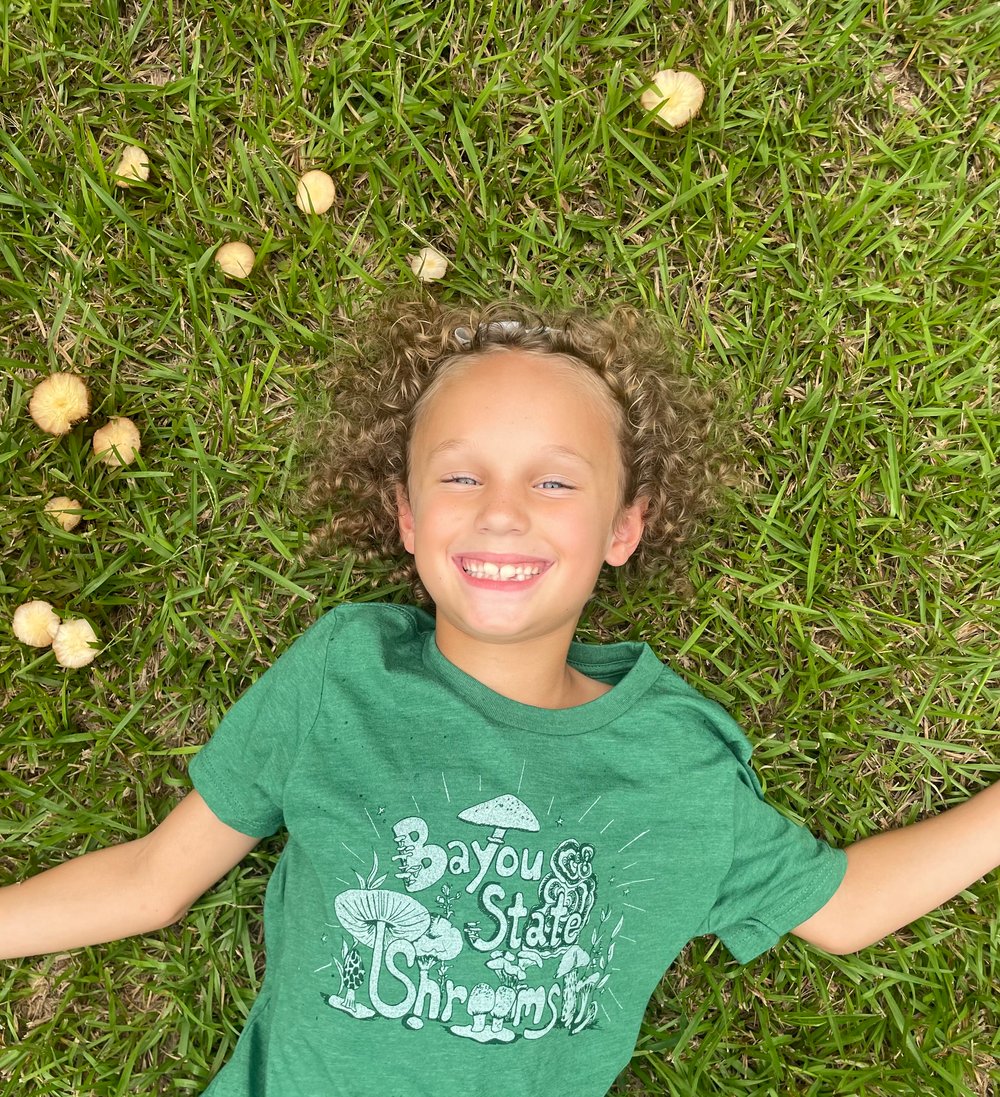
793,782,1000,955
0,791,260,960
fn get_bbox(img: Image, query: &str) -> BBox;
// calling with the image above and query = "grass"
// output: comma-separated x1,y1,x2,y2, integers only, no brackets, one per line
1,0,999,1093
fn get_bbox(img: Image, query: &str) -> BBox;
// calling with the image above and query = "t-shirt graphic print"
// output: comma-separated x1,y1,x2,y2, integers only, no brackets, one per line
324,787,632,1044
189,603,846,1097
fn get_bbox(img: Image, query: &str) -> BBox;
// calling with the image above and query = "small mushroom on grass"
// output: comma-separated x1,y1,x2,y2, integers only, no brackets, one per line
52,619,99,668
45,496,84,531
409,246,449,282
641,70,705,129
93,417,141,467
29,373,91,435
295,170,336,214
12,601,61,647
113,145,150,187
215,241,256,278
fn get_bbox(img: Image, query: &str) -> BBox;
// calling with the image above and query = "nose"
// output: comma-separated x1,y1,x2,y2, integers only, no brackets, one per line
476,482,527,534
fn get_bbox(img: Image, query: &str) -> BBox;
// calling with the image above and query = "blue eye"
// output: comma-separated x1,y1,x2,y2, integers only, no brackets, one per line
539,480,572,490
443,475,478,486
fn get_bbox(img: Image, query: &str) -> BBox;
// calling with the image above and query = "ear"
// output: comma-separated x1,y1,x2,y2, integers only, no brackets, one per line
604,497,647,567
395,482,416,554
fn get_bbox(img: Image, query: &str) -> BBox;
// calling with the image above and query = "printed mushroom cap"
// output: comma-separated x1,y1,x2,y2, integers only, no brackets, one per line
414,916,463,961
334,889,431,948
458,794,540,833
467,983,495,1012
556,944,591,978
492,985,516,1014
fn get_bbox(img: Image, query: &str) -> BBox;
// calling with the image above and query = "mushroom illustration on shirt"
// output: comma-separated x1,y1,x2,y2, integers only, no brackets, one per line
325,789,624,1042
330,857,431,1019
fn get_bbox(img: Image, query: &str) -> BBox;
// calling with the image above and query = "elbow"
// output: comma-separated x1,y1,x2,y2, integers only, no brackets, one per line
156,899,193,931
799,928,886,956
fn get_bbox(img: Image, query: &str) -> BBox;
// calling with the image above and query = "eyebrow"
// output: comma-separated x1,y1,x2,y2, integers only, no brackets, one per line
427,439,595,469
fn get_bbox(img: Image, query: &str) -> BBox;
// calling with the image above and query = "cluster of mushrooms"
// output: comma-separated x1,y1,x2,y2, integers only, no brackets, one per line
12,68,703,669
156,67,701,287
14,374,142,667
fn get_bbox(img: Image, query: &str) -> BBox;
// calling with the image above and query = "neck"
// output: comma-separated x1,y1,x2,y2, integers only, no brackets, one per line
433,624,609,709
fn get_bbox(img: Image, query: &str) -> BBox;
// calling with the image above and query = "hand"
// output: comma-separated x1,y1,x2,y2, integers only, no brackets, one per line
0,791,259,959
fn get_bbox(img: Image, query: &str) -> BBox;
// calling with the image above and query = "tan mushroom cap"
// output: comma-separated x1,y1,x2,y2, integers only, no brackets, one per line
295,170,336,214
640,70,705,129
29,373,91,435
52,618,99,668
114,145,150,187
93,417,141,467
215,241,256,278
409,246,449,282
45,496,83,531
12,601,61,647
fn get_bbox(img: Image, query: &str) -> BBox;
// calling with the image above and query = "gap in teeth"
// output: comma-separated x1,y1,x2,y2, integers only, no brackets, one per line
463,560,542,580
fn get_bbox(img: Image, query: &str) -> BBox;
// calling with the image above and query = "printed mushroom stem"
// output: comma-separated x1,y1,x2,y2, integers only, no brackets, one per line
334,886,430,1019
491,986,516,1032
458,795,540,894
467,984,495,1032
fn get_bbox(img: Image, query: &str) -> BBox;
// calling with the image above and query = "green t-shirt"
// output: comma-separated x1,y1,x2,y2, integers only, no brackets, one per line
189,603,845,1097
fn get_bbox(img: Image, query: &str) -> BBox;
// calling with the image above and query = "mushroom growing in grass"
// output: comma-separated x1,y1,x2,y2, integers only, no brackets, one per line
51,618,99,668
113,145,150,187
295,170,336,214
93,417,141,467
215,241,256,278
29,373,91,435
640,69,705,129
409,246,449,282
45,496,83,531
12,601,61,647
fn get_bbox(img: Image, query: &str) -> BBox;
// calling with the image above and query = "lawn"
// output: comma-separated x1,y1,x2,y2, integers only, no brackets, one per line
1,1,999,1094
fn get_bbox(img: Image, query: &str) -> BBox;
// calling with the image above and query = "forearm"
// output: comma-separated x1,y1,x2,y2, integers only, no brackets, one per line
796,782,1000,954
0,837,174,960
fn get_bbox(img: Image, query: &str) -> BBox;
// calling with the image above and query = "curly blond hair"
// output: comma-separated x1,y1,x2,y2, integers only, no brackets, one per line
302,296,729,601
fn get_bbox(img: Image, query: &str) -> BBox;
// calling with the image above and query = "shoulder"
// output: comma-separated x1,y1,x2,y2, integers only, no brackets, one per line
639,656,759,779
315,601,431,643
286,601,432,668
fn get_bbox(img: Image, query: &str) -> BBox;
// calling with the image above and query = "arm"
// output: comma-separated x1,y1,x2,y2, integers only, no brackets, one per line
0,791,260,960
793,782,1000,955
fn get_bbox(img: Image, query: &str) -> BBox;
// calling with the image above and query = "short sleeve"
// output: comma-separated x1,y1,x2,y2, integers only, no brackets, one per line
699,764,847,963
188,611,337,838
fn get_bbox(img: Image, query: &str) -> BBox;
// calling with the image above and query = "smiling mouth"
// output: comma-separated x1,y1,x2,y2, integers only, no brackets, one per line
458,558,547,582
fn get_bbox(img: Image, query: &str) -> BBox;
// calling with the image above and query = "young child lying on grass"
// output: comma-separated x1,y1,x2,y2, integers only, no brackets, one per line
3,299,998,1096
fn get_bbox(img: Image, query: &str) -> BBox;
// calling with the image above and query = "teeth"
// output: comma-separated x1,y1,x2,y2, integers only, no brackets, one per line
462,559,543,581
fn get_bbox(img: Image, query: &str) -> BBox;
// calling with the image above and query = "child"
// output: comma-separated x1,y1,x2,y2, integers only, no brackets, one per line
3,298,999,1097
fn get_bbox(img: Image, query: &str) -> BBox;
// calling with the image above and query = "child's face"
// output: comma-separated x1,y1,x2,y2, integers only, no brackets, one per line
396,349,645,660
